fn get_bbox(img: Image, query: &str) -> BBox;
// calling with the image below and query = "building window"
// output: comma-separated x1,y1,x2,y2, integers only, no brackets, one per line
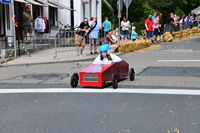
49,6,57,26
33,5,43,20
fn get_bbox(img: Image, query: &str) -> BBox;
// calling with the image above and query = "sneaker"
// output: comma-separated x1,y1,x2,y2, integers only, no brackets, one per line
81,54,86,57
90,52,93,55
77,54,82,57
94,52,99,55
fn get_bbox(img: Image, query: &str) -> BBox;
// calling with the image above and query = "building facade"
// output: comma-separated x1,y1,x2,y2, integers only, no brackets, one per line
0,0,102,52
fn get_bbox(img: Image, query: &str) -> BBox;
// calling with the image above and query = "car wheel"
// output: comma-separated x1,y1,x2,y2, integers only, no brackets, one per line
70,73,79,88
111,74,118,89
129,68,135,81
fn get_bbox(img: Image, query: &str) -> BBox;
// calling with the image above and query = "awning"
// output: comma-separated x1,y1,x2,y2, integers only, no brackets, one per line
48,1,76,11
25,0,46,6
14,0,29,3
36,0,61,8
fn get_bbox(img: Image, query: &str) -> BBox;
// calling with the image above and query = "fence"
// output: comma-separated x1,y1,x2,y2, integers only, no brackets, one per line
163,22,199,33
54,30,107,58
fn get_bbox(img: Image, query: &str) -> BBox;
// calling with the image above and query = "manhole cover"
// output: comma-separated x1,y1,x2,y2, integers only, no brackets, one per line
32,74,60,78
23,73,70,79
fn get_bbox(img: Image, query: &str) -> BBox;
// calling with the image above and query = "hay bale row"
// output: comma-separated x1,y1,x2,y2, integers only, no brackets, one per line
116,40,150,52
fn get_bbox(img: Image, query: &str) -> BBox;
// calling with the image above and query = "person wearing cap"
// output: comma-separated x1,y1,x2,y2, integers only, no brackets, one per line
93,44,122,64
105,30,118,53
131,27,137,41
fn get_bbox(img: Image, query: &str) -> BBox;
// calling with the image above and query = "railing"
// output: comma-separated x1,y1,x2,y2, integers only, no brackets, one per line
54,30,107,59
163,22,199,33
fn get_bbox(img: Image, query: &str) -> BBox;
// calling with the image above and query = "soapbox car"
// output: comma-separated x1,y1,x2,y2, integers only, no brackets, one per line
70,60,135,89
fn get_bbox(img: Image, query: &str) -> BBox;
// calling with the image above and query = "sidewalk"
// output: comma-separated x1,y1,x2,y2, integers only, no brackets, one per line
3,48,124,66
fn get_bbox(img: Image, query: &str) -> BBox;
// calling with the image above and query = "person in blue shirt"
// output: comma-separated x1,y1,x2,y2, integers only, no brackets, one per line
152,12,157,21
103,17,111,35
131,27,137,41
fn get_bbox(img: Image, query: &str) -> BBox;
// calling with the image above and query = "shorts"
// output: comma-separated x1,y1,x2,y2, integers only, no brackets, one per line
154,29,159,35
75,34,85,45
146,31,153,38
121,30,129,36
23,25,32,34
89,38,99,45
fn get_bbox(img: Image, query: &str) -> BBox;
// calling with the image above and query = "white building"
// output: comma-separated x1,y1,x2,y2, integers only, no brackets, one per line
0,0,102,51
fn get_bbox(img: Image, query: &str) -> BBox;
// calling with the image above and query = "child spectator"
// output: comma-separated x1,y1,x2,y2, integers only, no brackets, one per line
131,27,137,41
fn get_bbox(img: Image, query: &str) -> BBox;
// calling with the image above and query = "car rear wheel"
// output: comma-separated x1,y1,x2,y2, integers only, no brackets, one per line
111,74,118,89
129,68,135,81
70,73,79,88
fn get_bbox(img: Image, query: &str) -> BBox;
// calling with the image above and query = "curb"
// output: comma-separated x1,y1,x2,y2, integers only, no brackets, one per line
3,52,127,67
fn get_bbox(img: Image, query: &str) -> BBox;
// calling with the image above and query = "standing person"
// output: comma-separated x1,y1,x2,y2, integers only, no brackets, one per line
75,18,90,57
89,16,102,55
131,27,137,41
153,16,159,44
158,13,163,42
121,16,130,43
22,7,33,43
179,17,184,31
145,15,154,44
103,17,111,35
105,30,118,53
152,12,157,21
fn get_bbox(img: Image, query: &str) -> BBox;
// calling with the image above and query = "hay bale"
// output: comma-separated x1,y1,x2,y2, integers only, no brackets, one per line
182,33,188,36
133,41,140,50
182,35,188,39
164,35,173,42
173,37,181,41
163,32,171,38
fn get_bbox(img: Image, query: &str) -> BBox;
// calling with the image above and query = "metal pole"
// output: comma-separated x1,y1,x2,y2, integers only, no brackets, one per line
126,8,128,19
118,0,121,44
11,1,17,58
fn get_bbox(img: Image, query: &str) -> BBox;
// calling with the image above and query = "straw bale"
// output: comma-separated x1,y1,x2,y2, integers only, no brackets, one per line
133,41,140,50
182,33,188,36
173,37,181,41
124,43,131,52
164,35,173,42
163,32,171,38
182,35,188,39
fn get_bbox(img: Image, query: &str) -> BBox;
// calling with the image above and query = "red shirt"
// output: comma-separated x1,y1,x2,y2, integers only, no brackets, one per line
105,34,112,44
145,19,153,31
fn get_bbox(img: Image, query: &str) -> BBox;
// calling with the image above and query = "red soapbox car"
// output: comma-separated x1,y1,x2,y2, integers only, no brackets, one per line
70,60,135,89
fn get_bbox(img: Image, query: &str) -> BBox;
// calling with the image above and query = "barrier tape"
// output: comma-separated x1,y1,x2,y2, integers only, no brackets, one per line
19,43,31,57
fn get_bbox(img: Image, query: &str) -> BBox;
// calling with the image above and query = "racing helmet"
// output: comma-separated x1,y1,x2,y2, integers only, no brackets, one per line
99,44,110,55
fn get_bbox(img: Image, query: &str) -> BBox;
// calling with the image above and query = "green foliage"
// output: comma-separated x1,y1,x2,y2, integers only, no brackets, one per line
174,7,185,16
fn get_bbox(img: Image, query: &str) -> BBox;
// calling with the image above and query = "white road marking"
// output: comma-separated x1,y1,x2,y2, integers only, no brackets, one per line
157,60,200,62
0,88,200,95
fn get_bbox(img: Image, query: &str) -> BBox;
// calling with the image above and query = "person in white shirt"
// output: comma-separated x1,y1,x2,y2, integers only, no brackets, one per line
121,16,130,43
93,44,122,64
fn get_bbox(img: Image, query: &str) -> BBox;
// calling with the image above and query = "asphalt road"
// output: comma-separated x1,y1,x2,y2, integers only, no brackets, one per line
0,35,200,133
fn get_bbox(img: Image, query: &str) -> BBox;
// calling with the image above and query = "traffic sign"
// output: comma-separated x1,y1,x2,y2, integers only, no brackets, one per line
123,0,132,8
117,0,123,12
1,0,13,4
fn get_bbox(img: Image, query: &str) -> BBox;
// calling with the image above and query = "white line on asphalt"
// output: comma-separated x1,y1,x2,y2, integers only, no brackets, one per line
1,88,200,95
157,60,200,62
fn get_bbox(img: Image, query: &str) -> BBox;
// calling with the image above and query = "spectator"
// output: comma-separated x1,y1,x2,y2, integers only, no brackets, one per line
22,7,33,43
179,17,184,31
75,18,90,57
121,16,130,43
105,30,118,53
113,28,119,43
166,13,174,24
89,16,102,55
153,16,159,44
158,13,163,41
145,15,154,44
152,12,157,21
131,27,137,41
103,17,112,35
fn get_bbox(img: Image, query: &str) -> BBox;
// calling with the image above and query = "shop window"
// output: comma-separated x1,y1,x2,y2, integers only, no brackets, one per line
33,5,43,20
49,6,57,26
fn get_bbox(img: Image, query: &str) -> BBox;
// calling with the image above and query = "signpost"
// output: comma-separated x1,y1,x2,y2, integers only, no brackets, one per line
123,0,132,19
117,0,122,43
